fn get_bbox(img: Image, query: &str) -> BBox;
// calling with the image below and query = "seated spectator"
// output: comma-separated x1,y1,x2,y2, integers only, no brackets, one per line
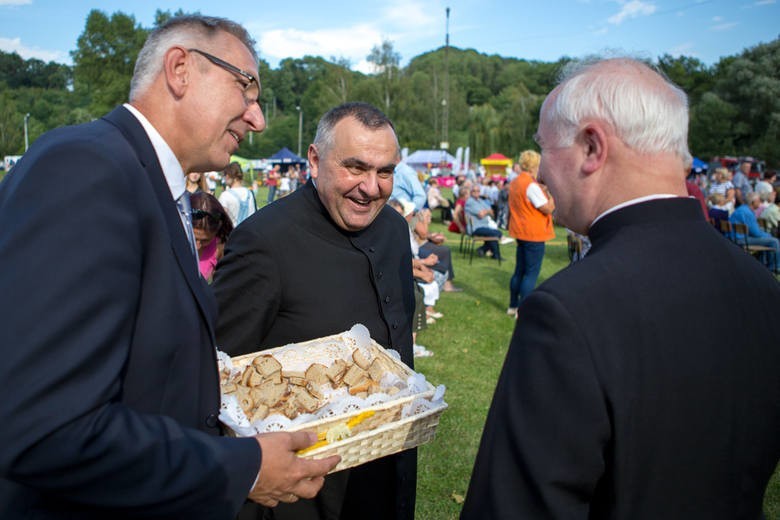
708,167,736,211
448,180,471,234
218,162,256,226
191,192,233,282
388,199,443,322
411,208,462,292
729,192,779,271
759,190,779,236
426,178,452,222
464,185,504,260
708,192,730,229
755,170,776,198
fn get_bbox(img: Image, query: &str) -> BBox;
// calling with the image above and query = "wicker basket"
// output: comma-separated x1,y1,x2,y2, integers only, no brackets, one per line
223,332,447,473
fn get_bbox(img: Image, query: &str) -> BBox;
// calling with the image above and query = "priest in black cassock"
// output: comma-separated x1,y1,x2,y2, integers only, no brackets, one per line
213,102,416,520
461,58,780,519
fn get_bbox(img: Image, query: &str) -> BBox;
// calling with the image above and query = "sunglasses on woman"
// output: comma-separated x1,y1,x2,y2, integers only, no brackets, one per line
192,209,222,223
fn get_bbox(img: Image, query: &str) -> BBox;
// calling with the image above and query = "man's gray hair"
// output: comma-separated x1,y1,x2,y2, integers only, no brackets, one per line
547,57,690,160
129,15,257,102
312,102,399,158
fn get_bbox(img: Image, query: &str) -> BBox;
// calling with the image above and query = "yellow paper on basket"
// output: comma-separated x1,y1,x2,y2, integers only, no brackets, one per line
298,410,376,455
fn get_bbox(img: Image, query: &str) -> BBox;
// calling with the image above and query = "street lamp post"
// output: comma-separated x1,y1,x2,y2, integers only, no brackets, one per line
24,113,30,152
296,106,303,158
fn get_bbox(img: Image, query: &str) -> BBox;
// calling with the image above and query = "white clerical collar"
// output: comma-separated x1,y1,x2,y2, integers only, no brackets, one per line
123,103,185,201
591,194,679,228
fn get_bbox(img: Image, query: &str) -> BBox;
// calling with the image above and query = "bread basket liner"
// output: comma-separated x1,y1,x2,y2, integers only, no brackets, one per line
219,325,447,473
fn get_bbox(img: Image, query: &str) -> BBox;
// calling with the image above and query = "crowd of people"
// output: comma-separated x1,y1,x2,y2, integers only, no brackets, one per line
688,160,780,272
0,12,778,520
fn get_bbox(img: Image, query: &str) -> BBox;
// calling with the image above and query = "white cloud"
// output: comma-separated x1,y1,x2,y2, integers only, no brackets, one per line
754,0,775,5
608,0,657,25
257,24,383,69
0,0,32,5
0,36,67,62
712,15,723,22
711,21,739,31
381,0,438,28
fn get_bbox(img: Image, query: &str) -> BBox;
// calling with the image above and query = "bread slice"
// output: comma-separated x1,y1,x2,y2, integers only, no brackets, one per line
252,355,282,377
255,379,288,407
352,348,372,370
367,359,386,382
305,363,329,386
325,359,348,385
342,364,368,387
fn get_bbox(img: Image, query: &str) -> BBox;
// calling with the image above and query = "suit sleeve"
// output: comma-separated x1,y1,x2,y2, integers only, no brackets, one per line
213,221,281,355
461,289,610,519
0,139,260,517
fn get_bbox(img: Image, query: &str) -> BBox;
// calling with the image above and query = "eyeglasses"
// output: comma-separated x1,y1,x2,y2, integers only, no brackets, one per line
192,208,222,223
188,48,260,105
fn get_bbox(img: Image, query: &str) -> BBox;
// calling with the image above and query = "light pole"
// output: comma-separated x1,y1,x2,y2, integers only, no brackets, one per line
24,113,30,152
296,106,303,158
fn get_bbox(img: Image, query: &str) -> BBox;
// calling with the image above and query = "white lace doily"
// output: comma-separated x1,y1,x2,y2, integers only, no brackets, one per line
217,324,447,435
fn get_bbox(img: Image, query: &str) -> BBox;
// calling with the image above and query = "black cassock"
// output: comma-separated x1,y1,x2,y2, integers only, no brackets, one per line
214,180,416,520
462,198,780,520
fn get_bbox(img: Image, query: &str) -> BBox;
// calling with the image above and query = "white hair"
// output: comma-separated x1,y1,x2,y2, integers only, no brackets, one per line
129,15,257,102
547,57,690,160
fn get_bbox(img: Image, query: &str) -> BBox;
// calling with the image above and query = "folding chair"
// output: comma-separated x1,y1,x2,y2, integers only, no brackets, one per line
732,222,777,271
465,215,502,265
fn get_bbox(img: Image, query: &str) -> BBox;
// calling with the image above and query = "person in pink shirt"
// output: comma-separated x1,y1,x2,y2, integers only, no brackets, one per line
191,192,233,282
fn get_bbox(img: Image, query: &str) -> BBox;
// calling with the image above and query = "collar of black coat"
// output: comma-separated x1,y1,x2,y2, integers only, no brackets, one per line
587,197,705,246
301,179,399,240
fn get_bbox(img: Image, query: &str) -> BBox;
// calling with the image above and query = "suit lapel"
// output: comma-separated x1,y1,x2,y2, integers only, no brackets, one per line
102,106,217,340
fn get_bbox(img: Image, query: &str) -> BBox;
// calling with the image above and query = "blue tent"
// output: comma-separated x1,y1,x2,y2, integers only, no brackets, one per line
691,157,708,173
268,147,306,164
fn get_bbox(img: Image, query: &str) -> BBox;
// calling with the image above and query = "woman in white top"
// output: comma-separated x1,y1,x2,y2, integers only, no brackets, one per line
218,162,257,226
708,167,735,209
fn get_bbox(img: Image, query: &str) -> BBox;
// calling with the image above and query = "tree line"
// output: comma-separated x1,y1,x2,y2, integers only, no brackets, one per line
1,9,778,166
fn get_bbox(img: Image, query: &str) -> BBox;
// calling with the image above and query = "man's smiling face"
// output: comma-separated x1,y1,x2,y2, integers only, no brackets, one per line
309,116,399,231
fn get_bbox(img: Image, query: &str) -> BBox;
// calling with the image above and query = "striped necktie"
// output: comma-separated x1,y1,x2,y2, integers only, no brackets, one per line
176,191,199,266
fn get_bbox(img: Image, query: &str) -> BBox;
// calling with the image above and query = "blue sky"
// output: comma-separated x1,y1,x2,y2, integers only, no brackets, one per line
1,0,778,73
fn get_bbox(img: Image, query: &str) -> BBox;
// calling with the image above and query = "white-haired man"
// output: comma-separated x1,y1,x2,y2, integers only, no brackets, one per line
462,57,780,519
0,15,337,518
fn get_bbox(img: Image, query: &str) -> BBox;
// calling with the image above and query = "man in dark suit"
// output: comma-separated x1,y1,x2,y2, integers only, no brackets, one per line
213,102,417,520
0,15,337,518
462,57,780,519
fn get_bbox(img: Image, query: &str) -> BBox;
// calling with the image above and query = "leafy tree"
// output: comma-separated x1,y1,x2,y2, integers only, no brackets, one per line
367,39,401,112
689,92,739,158
657,54,713,105
71,10,148,118
710,39,780,163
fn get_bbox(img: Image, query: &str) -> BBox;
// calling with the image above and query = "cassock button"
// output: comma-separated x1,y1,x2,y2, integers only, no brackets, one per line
392,323,398,329
205,413,218,428
369,247,376,253
384,296,391,303
377,271,383,279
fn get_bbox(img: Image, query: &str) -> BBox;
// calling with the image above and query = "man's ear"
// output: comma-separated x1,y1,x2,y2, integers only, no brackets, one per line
163,47,189,98
307,144,320,179
580,123,608,175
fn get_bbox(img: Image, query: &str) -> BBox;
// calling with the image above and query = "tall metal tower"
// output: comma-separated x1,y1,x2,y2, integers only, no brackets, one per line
441,7,450,151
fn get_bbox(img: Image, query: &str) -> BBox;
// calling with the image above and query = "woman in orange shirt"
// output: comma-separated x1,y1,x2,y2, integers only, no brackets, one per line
507,150,555,317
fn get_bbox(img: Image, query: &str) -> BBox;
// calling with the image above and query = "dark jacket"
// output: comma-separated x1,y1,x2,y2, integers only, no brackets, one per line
214,181,416,520
462,198,780,519
0,106,260,518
